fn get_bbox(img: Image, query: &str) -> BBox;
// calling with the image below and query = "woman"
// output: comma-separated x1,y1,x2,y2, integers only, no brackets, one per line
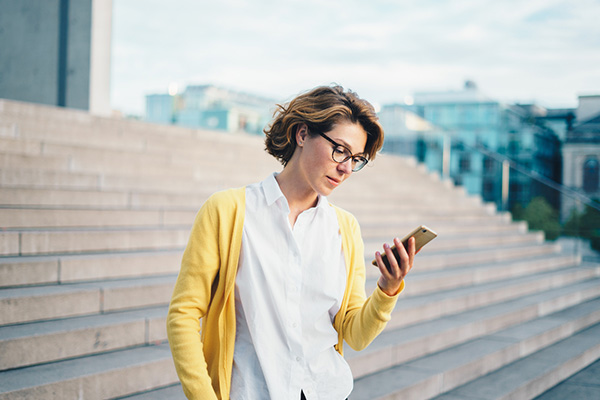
167,85,416,400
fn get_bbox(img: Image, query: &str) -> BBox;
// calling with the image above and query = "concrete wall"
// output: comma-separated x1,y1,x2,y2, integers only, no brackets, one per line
0,0,111,114
0,0,62,106
89,0,112,116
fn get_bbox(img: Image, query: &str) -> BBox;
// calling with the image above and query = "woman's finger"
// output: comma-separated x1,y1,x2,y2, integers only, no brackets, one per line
374,250,391,277
392,237,410,276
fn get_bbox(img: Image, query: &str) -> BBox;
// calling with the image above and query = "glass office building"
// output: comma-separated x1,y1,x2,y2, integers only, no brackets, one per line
145,85,273,135
379,82,562,211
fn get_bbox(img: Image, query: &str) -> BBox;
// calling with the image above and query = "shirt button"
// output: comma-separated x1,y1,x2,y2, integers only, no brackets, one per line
292,322,298,328
296,357,301,362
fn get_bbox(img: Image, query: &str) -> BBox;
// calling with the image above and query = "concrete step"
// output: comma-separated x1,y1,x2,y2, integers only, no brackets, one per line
364,230,544,256
12,227,189,257
0,187,132,208
0,258,584,371
2,100,447,183
106,288,600,400
0,343,177,400
331,186,477,206
0,168,103,190
0,102,267,156
6,220,538,258
0,306,167,371
1,205,515,233
365,242,562,278
0,186,234,210
533,358,600,399
330,181,478,204
3,98,596,399
347,286,600,380
0,167,190,192
350,303,600,399
360,219,527,240
0,275,176,326
0,250,182,287
391,253,580,297
0,207,198,229
0,123,461,198
383,269,600,331
433,326,600,400
115,384,186,399
0,143,191,178
2,113,266,158
0,126,433,190
0,135,278,186
44,143,276,181
0,152,70,172
353,212,509,230
0,184,484,210
0,136,43,156
1,238,556,288
2,254,591,330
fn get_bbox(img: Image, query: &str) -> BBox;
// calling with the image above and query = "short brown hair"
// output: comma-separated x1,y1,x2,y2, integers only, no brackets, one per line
264,85,384,166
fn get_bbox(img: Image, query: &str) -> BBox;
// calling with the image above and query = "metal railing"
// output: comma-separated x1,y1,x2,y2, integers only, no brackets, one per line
391,132,600,262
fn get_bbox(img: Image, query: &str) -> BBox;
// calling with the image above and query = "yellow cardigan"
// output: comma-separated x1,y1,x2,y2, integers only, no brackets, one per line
167,187,404,400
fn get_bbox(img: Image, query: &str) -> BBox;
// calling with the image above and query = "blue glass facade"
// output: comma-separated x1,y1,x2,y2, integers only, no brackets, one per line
145,94,174,124
145,85,273,135
379,83,562,211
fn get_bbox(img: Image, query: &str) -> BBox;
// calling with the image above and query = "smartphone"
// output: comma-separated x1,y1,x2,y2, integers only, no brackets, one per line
371,225,438,269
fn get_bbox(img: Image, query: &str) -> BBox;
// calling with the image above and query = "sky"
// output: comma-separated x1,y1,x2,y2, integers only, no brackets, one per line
110,0,600,117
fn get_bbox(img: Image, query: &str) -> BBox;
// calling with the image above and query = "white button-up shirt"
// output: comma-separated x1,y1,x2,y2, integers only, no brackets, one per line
230,173,353,399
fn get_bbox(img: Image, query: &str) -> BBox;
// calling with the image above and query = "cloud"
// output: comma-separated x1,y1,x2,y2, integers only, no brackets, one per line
110,0,600,115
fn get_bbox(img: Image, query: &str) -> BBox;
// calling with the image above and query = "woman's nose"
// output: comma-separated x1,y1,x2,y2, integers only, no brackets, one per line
337,158,353,174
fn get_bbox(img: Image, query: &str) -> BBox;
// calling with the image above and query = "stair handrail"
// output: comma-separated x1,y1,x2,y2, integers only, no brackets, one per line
441,134,600,213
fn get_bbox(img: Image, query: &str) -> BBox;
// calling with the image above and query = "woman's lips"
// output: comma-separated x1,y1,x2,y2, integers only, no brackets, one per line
327,176,341,186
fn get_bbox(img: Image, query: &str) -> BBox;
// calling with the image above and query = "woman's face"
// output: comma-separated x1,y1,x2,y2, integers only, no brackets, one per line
296,121,367,197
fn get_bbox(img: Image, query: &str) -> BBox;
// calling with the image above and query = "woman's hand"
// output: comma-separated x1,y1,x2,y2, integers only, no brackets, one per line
374,236,416,296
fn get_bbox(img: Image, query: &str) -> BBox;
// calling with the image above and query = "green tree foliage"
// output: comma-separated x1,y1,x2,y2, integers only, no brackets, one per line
513,197,561,241
564,200,600,251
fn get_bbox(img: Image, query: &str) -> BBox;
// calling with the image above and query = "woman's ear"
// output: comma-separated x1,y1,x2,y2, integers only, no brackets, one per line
296,123,308,146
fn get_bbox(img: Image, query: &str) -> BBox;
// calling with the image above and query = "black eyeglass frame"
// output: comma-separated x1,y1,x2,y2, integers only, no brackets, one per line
316,131,369,172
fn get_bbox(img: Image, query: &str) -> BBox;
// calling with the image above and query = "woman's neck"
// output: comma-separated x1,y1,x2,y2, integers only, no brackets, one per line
275,168,318,227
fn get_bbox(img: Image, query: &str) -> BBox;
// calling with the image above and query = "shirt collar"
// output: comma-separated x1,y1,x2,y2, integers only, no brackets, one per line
263,173,286,207
262,173,329,211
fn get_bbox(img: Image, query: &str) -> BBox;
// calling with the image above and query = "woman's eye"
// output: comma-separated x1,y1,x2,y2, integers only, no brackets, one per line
333,147,346,155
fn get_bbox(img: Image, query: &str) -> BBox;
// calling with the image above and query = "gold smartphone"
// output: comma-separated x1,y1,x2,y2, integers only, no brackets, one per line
371,225,438,269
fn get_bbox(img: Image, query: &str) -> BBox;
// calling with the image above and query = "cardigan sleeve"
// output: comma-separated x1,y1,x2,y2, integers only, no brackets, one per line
338,211,405,351
166,194,223,400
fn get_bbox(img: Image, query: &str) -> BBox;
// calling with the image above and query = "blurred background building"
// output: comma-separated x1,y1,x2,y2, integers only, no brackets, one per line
144,79,600,219
145,85,274,135
562,95,600,220
0,0,112,116
378,81,576,216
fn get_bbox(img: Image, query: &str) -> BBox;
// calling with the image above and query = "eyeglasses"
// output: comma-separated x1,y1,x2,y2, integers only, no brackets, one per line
316,131,369,172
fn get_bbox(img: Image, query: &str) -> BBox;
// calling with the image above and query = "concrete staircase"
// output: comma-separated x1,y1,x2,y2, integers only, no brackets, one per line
0,99,598,399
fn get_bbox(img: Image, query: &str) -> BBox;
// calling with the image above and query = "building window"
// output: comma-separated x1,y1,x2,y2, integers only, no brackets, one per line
483,157,496,173
509,182,522,203
483,179,494,195
459,154,471,172
508,140,519,154
482,179,495,202
583,157,599,193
